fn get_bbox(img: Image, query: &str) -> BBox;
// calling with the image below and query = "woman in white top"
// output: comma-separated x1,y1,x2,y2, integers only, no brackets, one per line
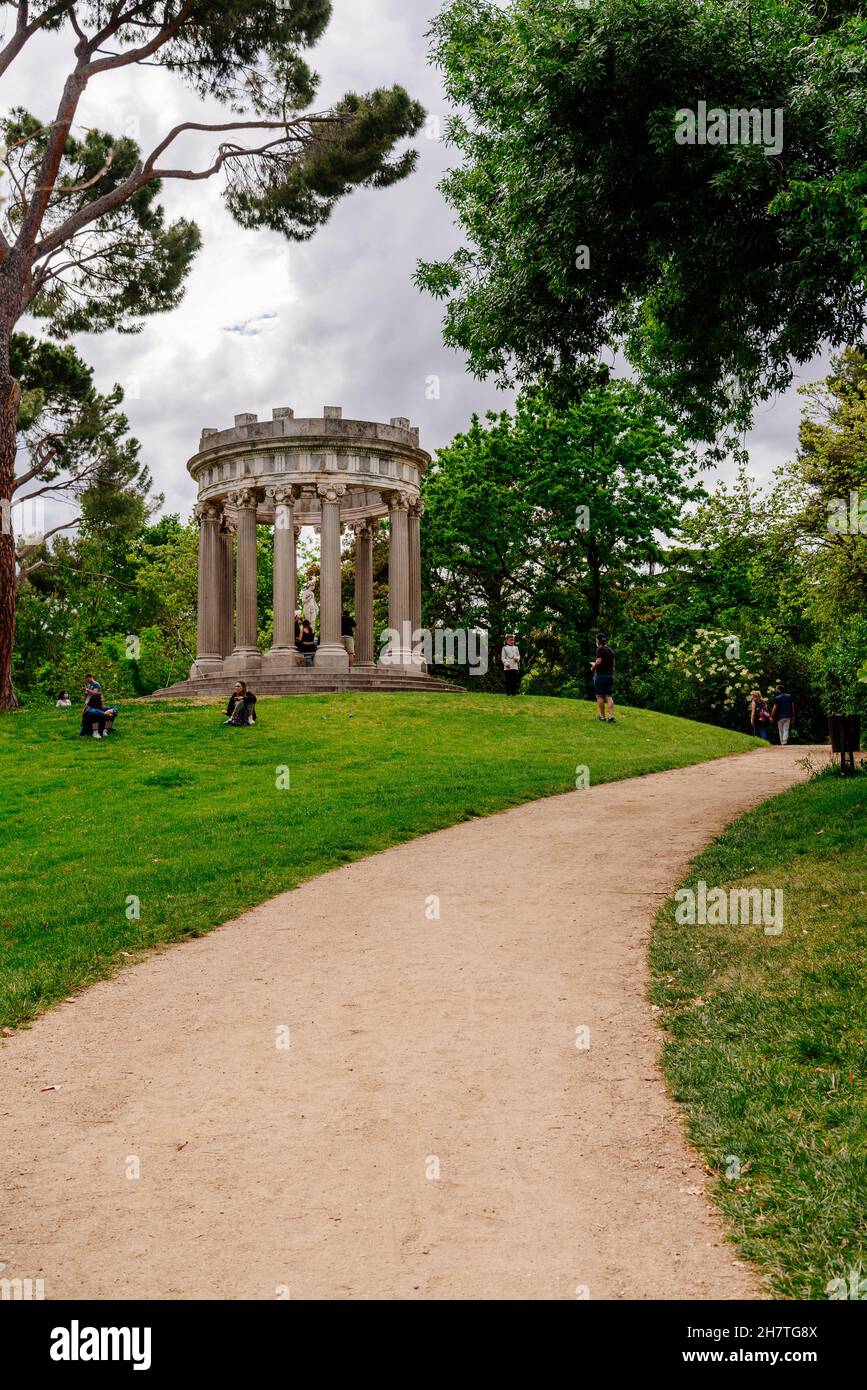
501,634,521,696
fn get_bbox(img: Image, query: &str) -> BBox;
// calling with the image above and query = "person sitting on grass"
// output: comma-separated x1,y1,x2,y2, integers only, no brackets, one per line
56,690,71,708
225,681,257,726
80,691,118,739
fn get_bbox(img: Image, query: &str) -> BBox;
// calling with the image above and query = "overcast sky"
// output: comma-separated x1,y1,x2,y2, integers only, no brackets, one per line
7,0,825,527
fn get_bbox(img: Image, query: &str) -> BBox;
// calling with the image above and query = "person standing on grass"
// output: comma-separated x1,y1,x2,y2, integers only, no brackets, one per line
591,632,616,722
770,682,795,745
501,633,521,695
749,689,771,740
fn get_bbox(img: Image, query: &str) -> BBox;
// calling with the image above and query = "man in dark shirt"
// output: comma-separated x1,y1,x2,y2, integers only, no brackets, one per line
341,609,357,666
770,683,795,745
591,631,616,723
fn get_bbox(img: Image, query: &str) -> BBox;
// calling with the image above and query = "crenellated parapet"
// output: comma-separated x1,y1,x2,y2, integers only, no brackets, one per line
188,405,427,527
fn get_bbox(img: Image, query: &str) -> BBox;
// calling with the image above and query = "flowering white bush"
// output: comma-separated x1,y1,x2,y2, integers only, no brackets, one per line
664,628,757,711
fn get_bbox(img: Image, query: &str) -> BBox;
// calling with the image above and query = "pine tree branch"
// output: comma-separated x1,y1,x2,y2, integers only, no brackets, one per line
31,112,341,261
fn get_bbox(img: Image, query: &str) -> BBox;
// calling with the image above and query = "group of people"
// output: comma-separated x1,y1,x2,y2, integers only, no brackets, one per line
749,684,796,744
502,632,797,742
291,610,356,666
500,630,617,720
59,637,796,744
56,675,120,739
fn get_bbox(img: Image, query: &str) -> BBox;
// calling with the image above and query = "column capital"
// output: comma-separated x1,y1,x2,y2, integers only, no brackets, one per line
408,497,425,518
385,490,410,512
316,481,346,504
353,519,375,539
194,502,221,523
265,484,299,506
228,487,259,511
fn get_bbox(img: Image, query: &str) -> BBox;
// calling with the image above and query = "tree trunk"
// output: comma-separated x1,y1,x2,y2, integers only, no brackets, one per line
589,552,602,629
0,355,21,710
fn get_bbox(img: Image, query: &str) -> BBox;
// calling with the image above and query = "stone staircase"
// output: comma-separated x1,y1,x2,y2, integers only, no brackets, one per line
151,669,467,699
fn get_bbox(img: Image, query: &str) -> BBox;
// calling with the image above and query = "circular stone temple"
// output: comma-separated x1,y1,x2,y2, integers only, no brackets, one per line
155,406,462,697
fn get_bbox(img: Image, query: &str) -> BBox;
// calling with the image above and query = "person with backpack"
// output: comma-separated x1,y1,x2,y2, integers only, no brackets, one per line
770,682,795,745
749,689,771,740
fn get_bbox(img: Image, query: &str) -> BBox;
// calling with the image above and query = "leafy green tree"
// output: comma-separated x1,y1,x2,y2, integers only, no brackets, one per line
793,346,867,620
422,380,703,690
417,0,867,440
127,515,199,682
0,1,425,707
784,347,867,718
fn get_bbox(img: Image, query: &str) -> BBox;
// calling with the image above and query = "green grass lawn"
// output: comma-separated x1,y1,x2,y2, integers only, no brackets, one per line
650,765,867,1300
0,692,755,1031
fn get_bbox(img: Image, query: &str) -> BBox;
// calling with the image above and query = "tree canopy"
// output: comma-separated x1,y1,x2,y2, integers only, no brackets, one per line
417,0,867,444
421,380,703,675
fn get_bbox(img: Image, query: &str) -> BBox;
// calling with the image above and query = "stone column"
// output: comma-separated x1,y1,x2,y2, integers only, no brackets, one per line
218,519,234,659
224,487,261,675
353,519,375,670
263,485,298,673
382,491,412,669
190,502,223,678
314,482,349,672
407,498,425,674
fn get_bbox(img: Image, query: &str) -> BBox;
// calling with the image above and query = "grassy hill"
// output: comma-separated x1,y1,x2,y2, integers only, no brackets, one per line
0,693,756,1030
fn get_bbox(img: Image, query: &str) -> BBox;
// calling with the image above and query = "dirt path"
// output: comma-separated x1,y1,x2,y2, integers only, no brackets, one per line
1,745,820,1301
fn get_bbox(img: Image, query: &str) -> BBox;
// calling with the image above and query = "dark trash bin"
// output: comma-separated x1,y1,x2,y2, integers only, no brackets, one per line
828,713,862,774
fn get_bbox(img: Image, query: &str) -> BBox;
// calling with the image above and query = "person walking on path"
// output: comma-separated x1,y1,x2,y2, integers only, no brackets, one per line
591,632,616,722
501,634,521,695
770,683,795,745
749,689,771,740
